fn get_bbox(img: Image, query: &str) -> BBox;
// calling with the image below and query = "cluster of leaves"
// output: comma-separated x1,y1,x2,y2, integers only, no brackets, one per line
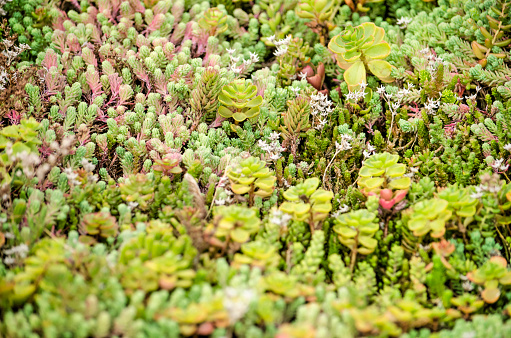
1,0,511,336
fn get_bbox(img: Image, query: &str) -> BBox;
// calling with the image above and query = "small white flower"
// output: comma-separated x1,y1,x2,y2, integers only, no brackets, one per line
476,85,481,92
215,197,227,206
267,35,276,44
376,85,386,94
223,287,256,324
504,143,511,152
290,86,301,96
397,17,412,29
226,48,236,55
274,45,288,57
127,201,139,209
470,192,484,199
298,71,308,80
269,131,280,141
249,52,259,63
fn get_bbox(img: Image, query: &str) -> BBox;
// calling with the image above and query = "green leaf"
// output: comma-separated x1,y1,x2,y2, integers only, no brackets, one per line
231,228,250,243
364,42,391,59
344,61,366,89
231,184,251,194
218,92,234,106
359,166,385,177
232,112,247,122
218,106,233,118
343,50,362,62
328,36,346,54
310,189,334,203
367,60,393,81
388,177,411,190
245,95,263,108
11,142,32,155
385,164,406,177
358,236,377,251
361,177,385,190
311,203,332,214
334,225,357,238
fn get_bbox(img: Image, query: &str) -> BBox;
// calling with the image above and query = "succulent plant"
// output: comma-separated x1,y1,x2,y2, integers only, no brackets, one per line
296,0,335,44
232,240,280,270
119,174,155,211
358,152,411,210
405,198,452,238
328,22,394,90
279,97,311,157
198,7,228,36
161,296,228,336
227,156,276,206
209,206,261,245
261,271,300,298
279,177,333,233
152,154,183,177
347,306,402,337
467,256,511,304
438,185,479,218
451,294,484,316
79,211,118,244
387,299,460,328
333,209,379,271
218,79,263,123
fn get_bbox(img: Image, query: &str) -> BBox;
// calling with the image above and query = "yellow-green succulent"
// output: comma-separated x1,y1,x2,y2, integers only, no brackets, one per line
328,22,394,90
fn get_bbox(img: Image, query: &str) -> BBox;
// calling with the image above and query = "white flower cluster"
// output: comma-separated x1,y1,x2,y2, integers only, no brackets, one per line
258,132,286,161
335,134,353,152
269,209,292,228
397,17,413,29
346,82,368,101
310,92,334,130
470,183,501,199
0,39,31,90
267,35,292,57
223,287,257,324
424,97,441,114
64,167,81,186
363,142,376,158
331,204,350,218
3,243,29,265
226,48,259,74
464,86,481,101
490,158,509,172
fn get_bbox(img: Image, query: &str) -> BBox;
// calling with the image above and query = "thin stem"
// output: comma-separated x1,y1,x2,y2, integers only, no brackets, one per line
323,149,341,188
350,231,359,273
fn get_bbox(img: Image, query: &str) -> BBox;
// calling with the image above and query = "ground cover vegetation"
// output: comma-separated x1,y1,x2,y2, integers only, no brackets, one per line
1,0,511,336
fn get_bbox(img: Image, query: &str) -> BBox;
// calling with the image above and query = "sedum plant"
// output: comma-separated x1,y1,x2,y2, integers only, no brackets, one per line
218,79,263,123
227,156,276,206
358,152,411,211
333,209,379,272
438,185,479,238
467,256,511,304
209,205,261,246
405,198,452,239
328,22,394,90
198,7,228,36
279,177,333,233
79,212,118,244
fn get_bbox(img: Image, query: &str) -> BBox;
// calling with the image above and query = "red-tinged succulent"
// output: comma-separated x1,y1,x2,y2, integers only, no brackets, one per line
467,256,511,304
